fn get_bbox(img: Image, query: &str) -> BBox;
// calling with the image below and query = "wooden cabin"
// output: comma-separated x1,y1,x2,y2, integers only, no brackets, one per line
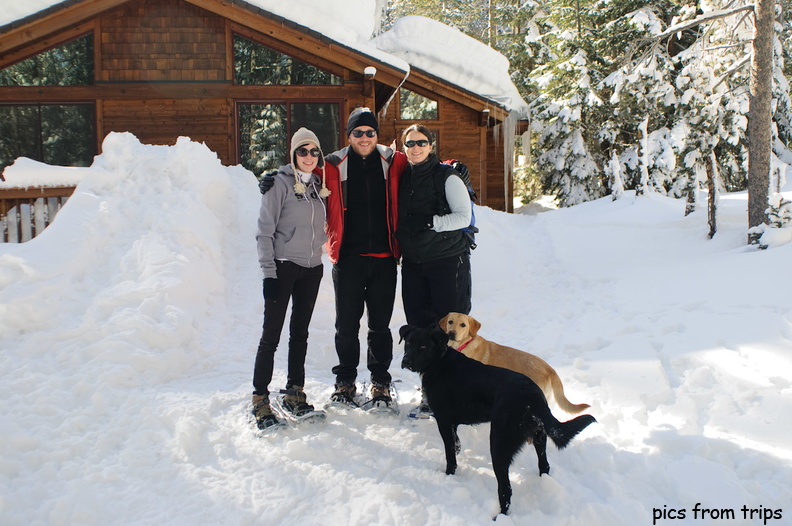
0,0,519,240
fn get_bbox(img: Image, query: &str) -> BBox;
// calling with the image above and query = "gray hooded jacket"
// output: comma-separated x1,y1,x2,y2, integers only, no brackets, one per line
256,164,328,278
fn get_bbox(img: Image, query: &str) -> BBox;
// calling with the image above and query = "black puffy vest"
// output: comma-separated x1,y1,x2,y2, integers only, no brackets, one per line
396,154,468,263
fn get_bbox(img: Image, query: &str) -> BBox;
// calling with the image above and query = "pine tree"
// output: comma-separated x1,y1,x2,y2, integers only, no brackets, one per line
528,0,616,205
532,45,606,206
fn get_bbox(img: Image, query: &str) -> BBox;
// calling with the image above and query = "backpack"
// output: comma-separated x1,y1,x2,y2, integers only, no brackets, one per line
435,159,479,250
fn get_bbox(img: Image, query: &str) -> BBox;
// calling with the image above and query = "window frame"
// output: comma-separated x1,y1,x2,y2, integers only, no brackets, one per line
231,32,343,87
0,32,94,87
398,87,439,121
235,99,343,175
0,101,97,172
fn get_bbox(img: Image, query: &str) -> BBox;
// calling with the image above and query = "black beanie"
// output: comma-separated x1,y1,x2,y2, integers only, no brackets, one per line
347,107,379,134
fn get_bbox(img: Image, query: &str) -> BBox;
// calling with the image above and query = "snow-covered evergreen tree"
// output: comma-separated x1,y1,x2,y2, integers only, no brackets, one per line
532,45,606,206
601,5,679,195
530,0,684,205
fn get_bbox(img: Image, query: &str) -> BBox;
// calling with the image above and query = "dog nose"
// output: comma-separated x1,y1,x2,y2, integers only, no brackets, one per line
448,331,456,340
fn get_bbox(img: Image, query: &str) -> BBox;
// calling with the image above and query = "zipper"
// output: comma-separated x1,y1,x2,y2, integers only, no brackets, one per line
365,158,373,252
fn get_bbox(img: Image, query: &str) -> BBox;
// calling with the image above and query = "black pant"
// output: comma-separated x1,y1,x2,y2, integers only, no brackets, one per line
331,255,397,386
401,252,472,329
252,260,323,397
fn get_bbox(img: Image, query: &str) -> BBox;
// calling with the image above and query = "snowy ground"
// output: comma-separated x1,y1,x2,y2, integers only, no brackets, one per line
1,134,791,525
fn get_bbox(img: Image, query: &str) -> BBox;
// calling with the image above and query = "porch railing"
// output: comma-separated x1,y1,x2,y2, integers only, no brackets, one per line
0,186,76,243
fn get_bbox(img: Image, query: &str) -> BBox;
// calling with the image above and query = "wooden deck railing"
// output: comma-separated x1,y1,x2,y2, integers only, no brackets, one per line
0,186,77,243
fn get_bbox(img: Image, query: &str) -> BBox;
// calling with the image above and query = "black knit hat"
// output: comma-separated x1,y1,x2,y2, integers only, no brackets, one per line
347,107,379,134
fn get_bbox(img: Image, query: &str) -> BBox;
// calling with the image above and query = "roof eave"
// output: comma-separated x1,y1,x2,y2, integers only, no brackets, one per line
405,65,515,122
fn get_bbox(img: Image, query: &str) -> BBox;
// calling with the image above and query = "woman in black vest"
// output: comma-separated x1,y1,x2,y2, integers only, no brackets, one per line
396,124,473,330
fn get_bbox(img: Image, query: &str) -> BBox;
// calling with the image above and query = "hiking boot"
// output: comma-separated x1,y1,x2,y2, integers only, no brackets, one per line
282,386,315,417
370,382,392,403
252,394,283,430
330,383,357,405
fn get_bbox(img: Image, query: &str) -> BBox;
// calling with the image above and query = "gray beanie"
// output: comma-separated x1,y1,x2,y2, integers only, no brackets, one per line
290,127,325,168
289,127,330,198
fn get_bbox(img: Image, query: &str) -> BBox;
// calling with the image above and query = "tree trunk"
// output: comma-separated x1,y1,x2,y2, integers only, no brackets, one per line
707,152,718,239
746,0,774,243
636,118,649,196
487,0,496,47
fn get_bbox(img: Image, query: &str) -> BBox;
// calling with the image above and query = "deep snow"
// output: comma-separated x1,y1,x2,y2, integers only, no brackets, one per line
1,133,791,525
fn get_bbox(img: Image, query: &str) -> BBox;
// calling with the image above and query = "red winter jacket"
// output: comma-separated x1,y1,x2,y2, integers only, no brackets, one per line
323,145,408,264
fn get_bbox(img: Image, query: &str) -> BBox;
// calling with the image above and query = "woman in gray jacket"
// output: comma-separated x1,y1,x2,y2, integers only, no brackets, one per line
251,127,333,430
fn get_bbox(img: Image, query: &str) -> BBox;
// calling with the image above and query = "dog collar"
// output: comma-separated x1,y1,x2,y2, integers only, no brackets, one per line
456,338,473,352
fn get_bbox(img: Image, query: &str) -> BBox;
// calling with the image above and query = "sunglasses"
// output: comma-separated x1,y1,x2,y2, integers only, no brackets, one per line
296,147,321,158
404,140,430,148
351,129,377,138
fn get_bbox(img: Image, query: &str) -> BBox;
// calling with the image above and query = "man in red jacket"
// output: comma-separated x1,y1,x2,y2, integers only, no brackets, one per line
323,108,408,410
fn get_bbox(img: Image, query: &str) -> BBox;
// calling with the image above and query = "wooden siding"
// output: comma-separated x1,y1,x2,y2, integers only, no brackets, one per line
102,98,232,160
99,0,226,82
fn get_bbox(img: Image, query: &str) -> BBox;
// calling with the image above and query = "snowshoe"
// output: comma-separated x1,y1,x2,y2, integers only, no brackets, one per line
359,381,400,416
274,388,326,425
407,404,434,420
251,395,287,433
324,383,364,411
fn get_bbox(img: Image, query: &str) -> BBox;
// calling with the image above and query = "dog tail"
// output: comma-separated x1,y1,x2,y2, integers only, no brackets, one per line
550,373,591,414
546,414,596,450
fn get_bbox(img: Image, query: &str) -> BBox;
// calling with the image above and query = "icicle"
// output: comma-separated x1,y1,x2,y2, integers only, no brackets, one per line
502,112,517,211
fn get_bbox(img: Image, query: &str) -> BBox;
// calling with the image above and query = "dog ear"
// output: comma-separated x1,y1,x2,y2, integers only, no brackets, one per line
398,325,412,343
469,316,481,337
438,314,448,331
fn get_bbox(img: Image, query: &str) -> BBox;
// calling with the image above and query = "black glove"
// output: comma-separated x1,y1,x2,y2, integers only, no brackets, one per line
406,213,433,232
451,161,476,201
451,160,469,184
263,278,278,301
258,170,277,195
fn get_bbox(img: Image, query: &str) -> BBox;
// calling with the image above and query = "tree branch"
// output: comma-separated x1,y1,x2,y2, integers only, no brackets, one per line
655,5,755,42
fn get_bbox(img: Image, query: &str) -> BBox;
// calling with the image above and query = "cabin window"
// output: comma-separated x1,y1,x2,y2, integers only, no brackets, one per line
233,35,342,86
0,103,96,172
238,102,340,175
399,88,438,120
0,34,93,86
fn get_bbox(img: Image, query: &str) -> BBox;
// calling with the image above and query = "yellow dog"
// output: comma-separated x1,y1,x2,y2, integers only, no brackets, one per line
439,313,590,414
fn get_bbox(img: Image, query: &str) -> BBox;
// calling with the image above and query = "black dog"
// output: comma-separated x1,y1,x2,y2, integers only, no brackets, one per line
400,325,596,516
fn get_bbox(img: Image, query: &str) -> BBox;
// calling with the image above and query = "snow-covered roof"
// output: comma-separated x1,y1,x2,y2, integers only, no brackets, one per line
372,16,529,115
0,0,527,115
